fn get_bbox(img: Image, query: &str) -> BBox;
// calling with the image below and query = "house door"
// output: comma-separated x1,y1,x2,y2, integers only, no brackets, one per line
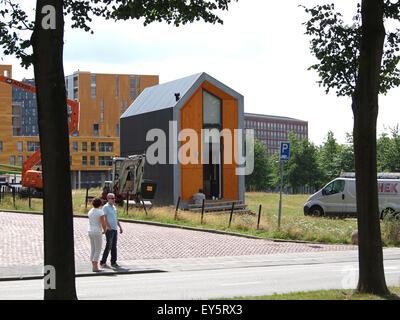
203,142,221,199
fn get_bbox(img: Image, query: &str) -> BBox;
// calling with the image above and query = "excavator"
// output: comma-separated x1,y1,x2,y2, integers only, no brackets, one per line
0,75,80,194
101,154,157,205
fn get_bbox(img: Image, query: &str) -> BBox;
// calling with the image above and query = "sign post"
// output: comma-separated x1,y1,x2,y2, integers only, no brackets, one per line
278,142,290,230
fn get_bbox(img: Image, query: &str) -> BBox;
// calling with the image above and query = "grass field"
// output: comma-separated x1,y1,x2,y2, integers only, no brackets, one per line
227,286,400,300
1,189,399,246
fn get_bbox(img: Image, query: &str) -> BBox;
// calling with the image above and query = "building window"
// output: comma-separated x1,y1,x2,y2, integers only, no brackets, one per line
73,75,79,101
91,142,96,152
90,156,95,166
17,141,23,152
0,141,2,152
12,102,22,136
116,124,119,137
82,156,87,166
82,142,87,152
98,142,113,153
10,156,15,165
100,99,104,123
91,74,96,99
120,100,124,115
137,75,141,96
27,141,40,152
72,141,78,152
94,123,99,136
203,90,222,127
130,75,136,100
98,156,112,166
17,156,23,166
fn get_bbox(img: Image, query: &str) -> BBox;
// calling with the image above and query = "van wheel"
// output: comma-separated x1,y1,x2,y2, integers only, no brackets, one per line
310,206,324,217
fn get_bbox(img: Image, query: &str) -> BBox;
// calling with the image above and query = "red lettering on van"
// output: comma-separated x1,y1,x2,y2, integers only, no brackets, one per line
378,182,398,193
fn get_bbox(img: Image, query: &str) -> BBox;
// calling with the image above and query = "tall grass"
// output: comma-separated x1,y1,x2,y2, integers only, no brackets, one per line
1,189,399,246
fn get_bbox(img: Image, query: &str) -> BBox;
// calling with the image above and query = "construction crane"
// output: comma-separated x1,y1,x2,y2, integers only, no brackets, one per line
0,75,80,193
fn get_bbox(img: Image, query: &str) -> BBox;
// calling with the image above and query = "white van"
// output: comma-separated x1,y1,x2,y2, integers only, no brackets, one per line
304,175,400,218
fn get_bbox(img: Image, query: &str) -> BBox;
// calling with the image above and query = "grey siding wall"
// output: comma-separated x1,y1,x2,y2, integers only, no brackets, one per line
120,108,174,206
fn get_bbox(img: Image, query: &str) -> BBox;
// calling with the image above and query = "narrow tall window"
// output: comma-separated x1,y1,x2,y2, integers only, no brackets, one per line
91,74,96,99
137,75,141,96
100,98,104,123
94,124,99,137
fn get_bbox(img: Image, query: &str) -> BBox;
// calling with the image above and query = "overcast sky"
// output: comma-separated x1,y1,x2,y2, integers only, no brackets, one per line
4,0,400,146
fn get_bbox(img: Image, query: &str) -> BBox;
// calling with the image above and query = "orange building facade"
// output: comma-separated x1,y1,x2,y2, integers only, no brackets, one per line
0,64,159,187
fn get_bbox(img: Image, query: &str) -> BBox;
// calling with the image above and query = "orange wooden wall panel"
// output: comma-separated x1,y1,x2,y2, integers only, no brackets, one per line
180,81,239,201
180,87,203,201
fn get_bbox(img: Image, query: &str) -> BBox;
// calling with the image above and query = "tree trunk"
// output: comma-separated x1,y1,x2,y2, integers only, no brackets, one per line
352,0,389,296
31,1,77,300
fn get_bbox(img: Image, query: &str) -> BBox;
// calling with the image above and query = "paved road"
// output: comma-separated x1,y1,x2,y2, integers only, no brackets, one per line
1,249,400,300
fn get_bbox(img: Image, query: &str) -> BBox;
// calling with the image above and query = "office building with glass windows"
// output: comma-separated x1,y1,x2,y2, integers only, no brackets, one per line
0,64,159,187
244,113,308,157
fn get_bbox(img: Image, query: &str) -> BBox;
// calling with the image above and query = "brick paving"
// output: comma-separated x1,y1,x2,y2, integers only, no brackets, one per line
0,211,357,268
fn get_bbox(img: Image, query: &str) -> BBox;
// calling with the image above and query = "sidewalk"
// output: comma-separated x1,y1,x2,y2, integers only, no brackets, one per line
0,210,361,281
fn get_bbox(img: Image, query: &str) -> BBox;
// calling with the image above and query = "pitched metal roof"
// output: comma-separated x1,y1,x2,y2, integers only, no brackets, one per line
121,73,203,118
121,72,243,118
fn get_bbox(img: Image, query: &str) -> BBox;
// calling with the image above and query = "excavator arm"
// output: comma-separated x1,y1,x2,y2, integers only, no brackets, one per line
0,75,80,189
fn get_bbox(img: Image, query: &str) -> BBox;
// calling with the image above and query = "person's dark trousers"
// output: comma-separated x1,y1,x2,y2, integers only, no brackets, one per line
100,229,118,265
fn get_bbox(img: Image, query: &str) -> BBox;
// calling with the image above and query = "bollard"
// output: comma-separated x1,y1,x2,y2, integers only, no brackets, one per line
142,200,148,216
126,192,129,215
12,187,16,208
28,188,32,209
228,202,235,228
174,196,181,220
85,187,89,209
200,198,205,224
257,204,262,229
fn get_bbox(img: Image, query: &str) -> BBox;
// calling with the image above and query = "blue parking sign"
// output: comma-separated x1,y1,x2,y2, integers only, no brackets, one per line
280,142,290,161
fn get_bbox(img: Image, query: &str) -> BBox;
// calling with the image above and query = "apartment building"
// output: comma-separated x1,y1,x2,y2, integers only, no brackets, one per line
0,64,159,188
244,113,308,157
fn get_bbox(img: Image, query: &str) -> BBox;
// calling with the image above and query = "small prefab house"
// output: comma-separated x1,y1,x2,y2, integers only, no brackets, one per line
120,72,245,206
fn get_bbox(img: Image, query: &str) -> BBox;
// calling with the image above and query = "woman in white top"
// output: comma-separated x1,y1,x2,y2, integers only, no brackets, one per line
88,197,111,272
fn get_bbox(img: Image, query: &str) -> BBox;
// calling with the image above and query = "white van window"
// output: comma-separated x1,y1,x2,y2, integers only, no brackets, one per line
323,179,345,195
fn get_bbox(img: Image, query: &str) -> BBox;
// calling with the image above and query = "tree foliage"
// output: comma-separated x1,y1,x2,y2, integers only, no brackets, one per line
300,1,400,97
245,138,271,191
